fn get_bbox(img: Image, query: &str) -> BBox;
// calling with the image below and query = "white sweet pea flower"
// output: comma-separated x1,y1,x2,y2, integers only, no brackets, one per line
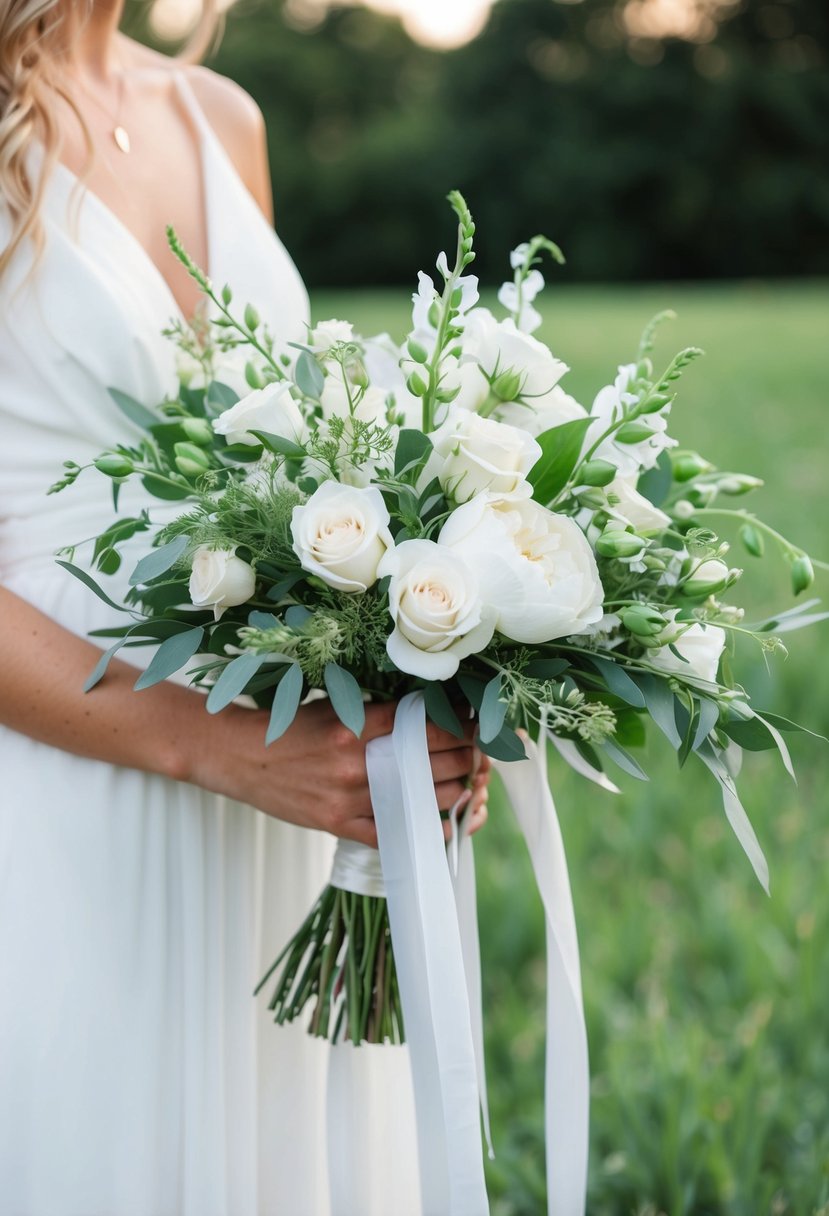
189,546,256,620
378,539,496,681
463,309,568,402
588,364,677,478
440,494,605,643
212,381,306,448
649,612,726,686
291,482,393,593
495,385,586,436
605,476,671,535
510,244,531,270
497,269,545,334
308,319,354,352
431,410,540,503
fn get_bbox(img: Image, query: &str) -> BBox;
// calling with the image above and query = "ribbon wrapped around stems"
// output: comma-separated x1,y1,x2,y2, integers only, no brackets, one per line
333,691,589,1216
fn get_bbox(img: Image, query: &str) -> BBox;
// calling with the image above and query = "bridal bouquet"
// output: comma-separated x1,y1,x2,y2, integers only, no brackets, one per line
52,192,823,1050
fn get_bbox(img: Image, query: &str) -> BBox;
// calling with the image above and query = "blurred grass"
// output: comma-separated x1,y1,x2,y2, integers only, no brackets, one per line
313,281,829,1214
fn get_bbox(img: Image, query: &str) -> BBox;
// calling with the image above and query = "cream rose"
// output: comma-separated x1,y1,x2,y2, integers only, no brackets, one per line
291,481,393,593
649,614,726,685
431,410,540,504
495,385,586,437
189,546,256,620
212,382,306,448
378,539,496,680
440,494,605,643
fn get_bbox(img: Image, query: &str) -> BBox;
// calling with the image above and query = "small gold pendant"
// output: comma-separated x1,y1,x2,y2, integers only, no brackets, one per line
113,125,131,154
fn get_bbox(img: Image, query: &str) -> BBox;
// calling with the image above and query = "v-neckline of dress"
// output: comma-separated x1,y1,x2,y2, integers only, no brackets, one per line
51,72,213,329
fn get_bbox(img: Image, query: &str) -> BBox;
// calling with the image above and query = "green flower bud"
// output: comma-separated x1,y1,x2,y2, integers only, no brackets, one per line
615,421,655,444
718,474,764,496
576,488,607,510
244,303,260,331
174,442,211,477
682,558,730,599
638,391,673,415
635,359,652,380
221,283,232,306
407,337,429,365
428,301,441,329
622,605,667,637
739,523,765,558
407,371,428,398
790,553,814,596
596,530,646,559
670,450,713,482
491,369,524,402
577,459,617,488
181,417,214,446
94,454,134,478
244,361,265,390
436,385,462,404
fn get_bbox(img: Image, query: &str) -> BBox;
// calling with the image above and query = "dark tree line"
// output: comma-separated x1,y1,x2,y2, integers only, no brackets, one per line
129,0,829,286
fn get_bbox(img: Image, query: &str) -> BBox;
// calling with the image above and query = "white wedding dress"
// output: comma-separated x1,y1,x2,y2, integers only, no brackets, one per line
0,75,420,1216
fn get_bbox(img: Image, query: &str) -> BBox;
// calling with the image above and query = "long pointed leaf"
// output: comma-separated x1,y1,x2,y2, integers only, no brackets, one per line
128,535,189,587
206,653,267,714
56,560,132,613
266,663,304,744
108,387,159,431
697,742,769,893
324,663,366,739
134,627,204,691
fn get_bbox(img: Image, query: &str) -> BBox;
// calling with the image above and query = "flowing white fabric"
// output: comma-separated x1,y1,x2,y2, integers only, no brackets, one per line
366,696,588,1216
0,72,420,1216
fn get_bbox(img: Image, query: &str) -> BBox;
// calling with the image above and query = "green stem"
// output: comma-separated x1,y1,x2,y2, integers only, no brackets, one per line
687,509,800,555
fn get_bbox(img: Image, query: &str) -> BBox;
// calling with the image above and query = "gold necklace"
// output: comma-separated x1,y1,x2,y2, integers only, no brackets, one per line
78,67,131,154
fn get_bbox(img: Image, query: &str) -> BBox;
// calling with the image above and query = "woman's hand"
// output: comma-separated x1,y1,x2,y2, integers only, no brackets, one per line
193,697,490,848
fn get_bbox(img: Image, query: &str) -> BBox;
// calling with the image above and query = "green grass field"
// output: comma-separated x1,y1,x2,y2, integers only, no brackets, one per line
314,282,829,1215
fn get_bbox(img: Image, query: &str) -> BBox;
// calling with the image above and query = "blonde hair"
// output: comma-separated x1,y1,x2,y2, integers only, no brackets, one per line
0,0,221,278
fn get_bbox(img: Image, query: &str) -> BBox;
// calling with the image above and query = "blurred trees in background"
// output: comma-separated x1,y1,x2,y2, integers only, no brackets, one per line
129,0,829,286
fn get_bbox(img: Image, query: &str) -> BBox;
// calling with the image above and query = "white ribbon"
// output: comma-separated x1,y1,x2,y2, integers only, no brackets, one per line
334,692,588,1215
330,837,386,898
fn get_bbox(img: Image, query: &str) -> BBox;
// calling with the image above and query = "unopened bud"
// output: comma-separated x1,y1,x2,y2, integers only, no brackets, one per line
670,450,713,482
221,284,232,306
174,442,211,477
578,459,617,488
407,371,428,398
616,421,655,444
718,474,764,496
596,529,646,559
244,303,260,332
407,337,429,365
682,558,730,599
638,391,673,415
181,417,214,446
739,523,765,558
491,369,524,402
94,454,134,478
790,553,814,596
244,362,265,390
622,605,667,637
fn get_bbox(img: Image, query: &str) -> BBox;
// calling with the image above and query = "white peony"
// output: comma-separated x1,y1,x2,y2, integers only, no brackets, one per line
649,613,726,685
462,308,568,402
378,539,496,681
587,363,677,478
291,481,393,593
440,494,605,643
494,385,586,437
431,410,540,503
189,546,256,620
212,381,306,448
605,476,671,535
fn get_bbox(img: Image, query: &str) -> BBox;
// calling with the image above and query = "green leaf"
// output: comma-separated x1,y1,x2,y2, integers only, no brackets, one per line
528,417,592,506
634,673,682,749
478,674,508,745
524,658,570,680
637,450,673,507
295,351,325,399
324,663,366,738
266,663,304,744
220,442,264,463
423,682,465,739
128,535,189,587
207,381,240,410
614,709,647,749
134,626,204,691
394,428,433,477
108,387,159,431
587,656,646,708
721,717,779,752
693,697,721,751
140,473,192,501
56,560,132,613
84,637,134,692
285,605,312,629
248,610,279,629
457,673,486,712
760,712,827,742
250,430,306,459
600,737,649,781
206,652,267,714
96,547,121,575
266,572,303,602
478,722,526,763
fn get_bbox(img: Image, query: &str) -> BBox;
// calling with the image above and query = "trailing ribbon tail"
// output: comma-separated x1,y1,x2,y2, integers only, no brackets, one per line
366,692,490,1215
494,731,589,1216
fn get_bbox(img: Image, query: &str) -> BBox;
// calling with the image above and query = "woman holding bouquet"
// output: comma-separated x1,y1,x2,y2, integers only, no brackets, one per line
0,2,489,1211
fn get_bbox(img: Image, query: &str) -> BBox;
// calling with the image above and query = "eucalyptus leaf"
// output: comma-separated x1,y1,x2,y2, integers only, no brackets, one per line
634,673,683,749
693,697,721,751
295,351,325,399
285,605,312,629
696,742,769,893
56,560,132,613
478,675,508,745
478,721,526,762
108,387,159,431
423,682,465,739
266,573,303,602
588,656,645,707
83,637,133,692
207,381,240,409
128,535,189,587
266,663,304,745
600,737,649,782
206,653,267,714
457,673,486,712
133,626,204,691
524,658,570,680
324,663,366,739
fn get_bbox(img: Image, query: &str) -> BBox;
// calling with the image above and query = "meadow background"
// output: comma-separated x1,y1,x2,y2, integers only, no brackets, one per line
139,1,828,1209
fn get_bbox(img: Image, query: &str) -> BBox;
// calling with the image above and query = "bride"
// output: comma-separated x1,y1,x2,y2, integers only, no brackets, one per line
0,2,490,1212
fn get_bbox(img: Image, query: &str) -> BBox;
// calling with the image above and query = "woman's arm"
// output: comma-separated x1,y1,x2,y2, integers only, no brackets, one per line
0,586,488,845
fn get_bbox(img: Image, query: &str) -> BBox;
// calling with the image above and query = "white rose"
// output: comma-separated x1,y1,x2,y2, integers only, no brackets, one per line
495,385,586,437
291,481,393,593
378,539,496,681
212,381,306,448
308,319,354,352
605,476,671,535
649,614,726,685
462,308,568,401
440,494,605,643
431,410,540,503
189,546,256,620
588,364,677,478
